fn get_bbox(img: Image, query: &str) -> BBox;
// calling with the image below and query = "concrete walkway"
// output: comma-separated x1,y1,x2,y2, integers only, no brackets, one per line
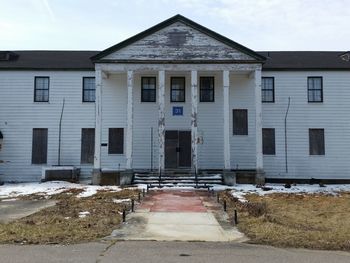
108,190,245,242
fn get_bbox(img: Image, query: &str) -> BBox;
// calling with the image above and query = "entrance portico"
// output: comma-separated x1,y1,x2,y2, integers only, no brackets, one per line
91,14,265,184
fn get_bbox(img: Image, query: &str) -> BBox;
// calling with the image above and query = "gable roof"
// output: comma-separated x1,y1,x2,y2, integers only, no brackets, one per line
91,14,266,62
0,51,349,71
261,51,350,70
0,51,97,70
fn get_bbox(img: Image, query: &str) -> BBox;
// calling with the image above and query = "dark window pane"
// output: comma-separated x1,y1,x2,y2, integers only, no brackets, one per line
308,77,323,102
233,109,248,135
200,77,214,102
34,77,49,102
141,77,156,102
83,77,95,102
109,128,124,154
171,77,185,102
309,129,325,155
81,128,95,163
262,77,274,102
32,128,48,164
262,128,275,155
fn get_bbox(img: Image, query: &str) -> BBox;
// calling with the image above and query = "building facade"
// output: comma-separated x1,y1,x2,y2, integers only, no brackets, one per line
0,15,350,183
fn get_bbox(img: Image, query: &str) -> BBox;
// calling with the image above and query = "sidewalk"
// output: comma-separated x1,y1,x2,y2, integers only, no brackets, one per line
108,189,246,242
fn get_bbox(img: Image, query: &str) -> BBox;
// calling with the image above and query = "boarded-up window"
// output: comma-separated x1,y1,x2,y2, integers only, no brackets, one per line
309,129,325,155
34,77,49,102
109,128,124,154
81,128,95,163
262,128,275,155
233,109,248,135
32,128,48,164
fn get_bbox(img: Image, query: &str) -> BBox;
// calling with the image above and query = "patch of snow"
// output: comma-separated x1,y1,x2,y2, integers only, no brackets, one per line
0,181,121,199
113,198,131,203
0,198,18,202
230,184,350,203
78,211,90,218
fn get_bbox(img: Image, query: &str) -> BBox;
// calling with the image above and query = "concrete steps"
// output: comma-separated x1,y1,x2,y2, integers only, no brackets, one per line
133,173,223,188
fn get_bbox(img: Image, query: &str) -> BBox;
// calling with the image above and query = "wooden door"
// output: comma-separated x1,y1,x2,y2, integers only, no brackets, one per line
165,130,178,168
178,131,191,168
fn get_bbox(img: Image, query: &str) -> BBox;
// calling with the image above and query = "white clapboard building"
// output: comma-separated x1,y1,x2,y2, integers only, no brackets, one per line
0,15,350,184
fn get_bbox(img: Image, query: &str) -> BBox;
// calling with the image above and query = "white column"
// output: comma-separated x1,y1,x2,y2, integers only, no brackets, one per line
223,70,231,170
191,70,198,173
158,70,165,172
254,68,264,175
93,69,102,170
126,70,134,170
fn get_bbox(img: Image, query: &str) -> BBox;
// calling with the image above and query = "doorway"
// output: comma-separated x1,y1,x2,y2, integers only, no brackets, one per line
165,130,191,168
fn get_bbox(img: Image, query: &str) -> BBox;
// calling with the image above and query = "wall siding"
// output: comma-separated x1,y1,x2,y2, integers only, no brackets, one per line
0,71,95,182
262,71,350,179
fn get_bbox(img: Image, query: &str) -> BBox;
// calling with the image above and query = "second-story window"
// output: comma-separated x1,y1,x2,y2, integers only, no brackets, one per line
141,77,156,102
308,77,323,102
171,77,185,102
262,77,274,102
34,77,49,102
83,77,95,102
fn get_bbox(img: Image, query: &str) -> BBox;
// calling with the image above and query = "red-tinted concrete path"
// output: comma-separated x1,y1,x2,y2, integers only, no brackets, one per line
138,190,219,212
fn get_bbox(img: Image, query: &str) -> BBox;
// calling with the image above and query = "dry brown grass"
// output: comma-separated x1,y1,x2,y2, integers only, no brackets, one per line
220,190,350,251
0,188,140,244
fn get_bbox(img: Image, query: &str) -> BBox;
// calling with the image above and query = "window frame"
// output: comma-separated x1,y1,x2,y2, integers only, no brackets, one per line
309,128,325,156
199,76,215,102
108,128,124,154
232,109,248,135
262,128,276,155
141,76,156,102
34,76,50,102
82,77,96,102
170,77,186,102
80,128,95,164
308,76,323,103
262,77,275,103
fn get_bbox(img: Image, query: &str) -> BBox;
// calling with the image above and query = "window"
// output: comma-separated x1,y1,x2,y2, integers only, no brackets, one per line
309,129,325,155
262,128,275,155
233,109,248,135
262,77,274,102
200,77,215,102
308,77,323,102
171,77,185,102
81,128,95,163
34,77,49,102
141,77,156,102
83,77,95,102
32,128,48,164
109,128,124,154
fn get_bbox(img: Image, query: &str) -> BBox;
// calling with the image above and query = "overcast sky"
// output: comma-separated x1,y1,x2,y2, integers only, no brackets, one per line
1,0,349,51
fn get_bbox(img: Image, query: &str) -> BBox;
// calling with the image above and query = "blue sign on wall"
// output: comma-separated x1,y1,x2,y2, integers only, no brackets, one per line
172,106,183,116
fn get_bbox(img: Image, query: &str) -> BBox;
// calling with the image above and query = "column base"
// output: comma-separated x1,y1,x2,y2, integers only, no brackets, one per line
223,170,236,186
92,168,102,185
255,169,266,185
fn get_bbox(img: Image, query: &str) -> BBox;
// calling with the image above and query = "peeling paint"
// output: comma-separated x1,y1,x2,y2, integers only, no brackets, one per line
191,70,198,173
93,69,102,170
158,70,165,172
126,70,134,170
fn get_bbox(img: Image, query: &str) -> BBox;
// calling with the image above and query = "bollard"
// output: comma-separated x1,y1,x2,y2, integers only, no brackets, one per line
122,210,126,222
234,209,238,225
138,192,141,202
224,200,227,212
142,188,146,197
131,199,134,212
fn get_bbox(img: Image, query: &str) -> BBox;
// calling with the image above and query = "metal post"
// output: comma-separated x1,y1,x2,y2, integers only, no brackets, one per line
224,200,227,212
131,199,134,212
142,188,146,197
195,170,198,188
217,194,220,203
122,210,126,222
158,169,162,188
234,209,238,225
138,192,141,202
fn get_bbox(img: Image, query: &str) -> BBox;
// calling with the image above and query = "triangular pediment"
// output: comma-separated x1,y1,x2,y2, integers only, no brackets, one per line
92,15,265,63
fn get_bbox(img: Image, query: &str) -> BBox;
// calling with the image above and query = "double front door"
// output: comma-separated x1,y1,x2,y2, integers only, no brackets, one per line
165,130,191,168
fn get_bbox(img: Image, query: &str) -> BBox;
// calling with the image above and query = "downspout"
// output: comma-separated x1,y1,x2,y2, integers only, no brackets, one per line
58,98,65,166
284,97,291,173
